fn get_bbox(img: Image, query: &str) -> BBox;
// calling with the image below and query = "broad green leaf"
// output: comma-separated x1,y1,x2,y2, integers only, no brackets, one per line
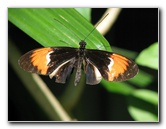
8,8,110,51
75,8,91,21
128,89,158,121
136,42,158,70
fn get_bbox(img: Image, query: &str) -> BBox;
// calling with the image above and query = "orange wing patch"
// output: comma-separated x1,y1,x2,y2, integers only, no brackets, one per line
30,48,53,74
107,53,130,81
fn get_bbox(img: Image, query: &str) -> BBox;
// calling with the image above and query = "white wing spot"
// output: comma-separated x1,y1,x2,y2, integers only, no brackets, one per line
49,58,74,79
46,51,54,65
93,65,102,82
108,57,114,71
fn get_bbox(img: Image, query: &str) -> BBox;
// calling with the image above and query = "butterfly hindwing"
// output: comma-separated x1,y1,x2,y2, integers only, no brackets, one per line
84,59,102,85
49,57,76,84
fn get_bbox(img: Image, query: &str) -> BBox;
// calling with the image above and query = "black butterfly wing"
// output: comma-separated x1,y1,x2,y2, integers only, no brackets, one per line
19,47,78,84
84,59,102,85
84,49,139,85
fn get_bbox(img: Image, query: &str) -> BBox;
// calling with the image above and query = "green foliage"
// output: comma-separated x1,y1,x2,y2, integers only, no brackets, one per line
128,90,158,121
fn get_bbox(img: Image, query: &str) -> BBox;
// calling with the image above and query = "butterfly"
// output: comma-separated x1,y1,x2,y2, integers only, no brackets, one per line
18,40,139,86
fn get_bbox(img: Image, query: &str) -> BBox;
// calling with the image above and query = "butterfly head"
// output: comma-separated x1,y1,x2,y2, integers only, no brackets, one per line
79,40,86,49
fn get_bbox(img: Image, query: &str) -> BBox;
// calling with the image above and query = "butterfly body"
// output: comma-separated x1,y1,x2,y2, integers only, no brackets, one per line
19,40,138,86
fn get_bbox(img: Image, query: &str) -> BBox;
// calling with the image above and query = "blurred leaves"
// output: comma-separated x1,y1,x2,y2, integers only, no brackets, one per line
136,42,158,70
102,44,158,121
128,90,158,121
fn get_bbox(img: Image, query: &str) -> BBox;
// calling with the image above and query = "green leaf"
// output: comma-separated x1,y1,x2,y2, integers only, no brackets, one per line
127,89,158,121
136,42,158,70
8,8,110,51
75,8,91,21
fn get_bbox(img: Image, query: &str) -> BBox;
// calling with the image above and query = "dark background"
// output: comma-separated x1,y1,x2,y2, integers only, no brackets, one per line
92,8,158,52
8,8,158,121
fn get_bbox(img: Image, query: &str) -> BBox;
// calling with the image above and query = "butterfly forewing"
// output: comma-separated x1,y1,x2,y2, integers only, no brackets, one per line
19,47,79,83
109,53,138,81
19,48,53,75
84,49,139,83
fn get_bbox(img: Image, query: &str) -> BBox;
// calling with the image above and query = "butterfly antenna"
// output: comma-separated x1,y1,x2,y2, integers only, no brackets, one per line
83,13,109,41
54,13,109,42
